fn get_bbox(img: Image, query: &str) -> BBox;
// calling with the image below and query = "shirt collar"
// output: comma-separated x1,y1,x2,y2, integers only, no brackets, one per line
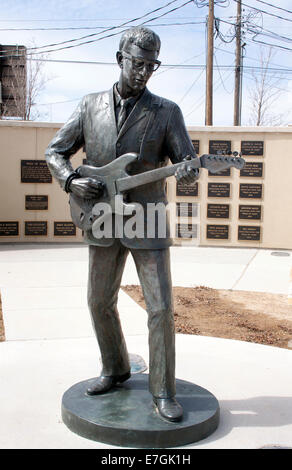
113,83,143,108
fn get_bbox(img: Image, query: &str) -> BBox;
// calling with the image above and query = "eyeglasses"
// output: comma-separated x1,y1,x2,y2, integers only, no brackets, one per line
122,51,161,72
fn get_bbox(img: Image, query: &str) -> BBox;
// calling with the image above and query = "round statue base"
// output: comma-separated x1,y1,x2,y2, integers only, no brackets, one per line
61,373,219,448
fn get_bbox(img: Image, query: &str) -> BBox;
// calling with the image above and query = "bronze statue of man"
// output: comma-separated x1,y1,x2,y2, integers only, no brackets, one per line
46,26,199,422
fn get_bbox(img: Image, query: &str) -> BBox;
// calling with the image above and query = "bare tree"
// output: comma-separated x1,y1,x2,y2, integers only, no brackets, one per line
1,46,50,121
247,46,288,126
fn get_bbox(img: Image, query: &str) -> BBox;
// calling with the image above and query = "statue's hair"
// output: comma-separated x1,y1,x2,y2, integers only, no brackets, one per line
119,27,161,53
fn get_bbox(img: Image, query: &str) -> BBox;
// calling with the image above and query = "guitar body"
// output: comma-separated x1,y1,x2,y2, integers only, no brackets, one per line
69,152,139,230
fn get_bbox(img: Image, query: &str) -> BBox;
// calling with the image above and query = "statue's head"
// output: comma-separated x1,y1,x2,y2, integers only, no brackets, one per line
119,26,161,54
116,27,161,96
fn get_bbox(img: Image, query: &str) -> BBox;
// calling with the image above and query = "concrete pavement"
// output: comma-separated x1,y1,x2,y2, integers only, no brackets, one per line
0,243,292,449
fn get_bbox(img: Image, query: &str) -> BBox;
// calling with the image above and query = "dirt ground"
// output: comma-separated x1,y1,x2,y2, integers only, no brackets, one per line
122,285,292,350
1,287,292,349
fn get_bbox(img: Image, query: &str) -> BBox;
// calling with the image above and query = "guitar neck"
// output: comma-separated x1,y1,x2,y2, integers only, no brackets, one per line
115,154,244,193
116,160,199,193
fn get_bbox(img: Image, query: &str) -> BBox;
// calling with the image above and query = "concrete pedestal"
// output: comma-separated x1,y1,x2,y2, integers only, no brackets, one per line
61,373,220,448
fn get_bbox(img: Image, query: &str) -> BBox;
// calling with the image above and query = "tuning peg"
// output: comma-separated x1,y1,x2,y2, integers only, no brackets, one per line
227,150,232,156
233,151,239,156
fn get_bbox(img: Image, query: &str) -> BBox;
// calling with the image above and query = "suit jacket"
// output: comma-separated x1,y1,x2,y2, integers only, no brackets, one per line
45,85,196,249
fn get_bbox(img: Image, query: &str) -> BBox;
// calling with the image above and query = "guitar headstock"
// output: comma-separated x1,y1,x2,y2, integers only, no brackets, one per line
200,151,245,174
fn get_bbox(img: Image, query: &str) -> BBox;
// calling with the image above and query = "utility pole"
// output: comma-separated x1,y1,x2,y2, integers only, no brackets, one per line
234,0,243,126
205,0,214,126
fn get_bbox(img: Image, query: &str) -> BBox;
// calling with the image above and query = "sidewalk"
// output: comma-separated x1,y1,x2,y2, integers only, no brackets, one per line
0,243,292,449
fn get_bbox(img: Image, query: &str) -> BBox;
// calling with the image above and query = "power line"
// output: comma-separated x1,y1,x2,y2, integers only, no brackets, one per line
0,15,211,23
246,37,292,53
243,71,291,92
21,57,292,73
178,69,205,104
254,0,292,15
184,69,235,118
0,0,185,56
218,15,292,51
26,0,193,53
37,98,81,106
154,51,206,76
193,0,230,8
0,21,205,32
219,15,292,43
18,1,194,57
232,0,292,23
214,52,233,93
214,45,291,70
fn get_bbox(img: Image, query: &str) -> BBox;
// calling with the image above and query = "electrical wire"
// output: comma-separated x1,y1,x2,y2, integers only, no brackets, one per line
193,0,230,8
214,17,237,43
232,0,292,23
0,0,185,56
26,0,193,53
0,21,205,32
218,14,292,51
178,68,205,104
1,0,194,56
154,51,206,76
243,70,290,93
254,0,292,15
21,57,292,73
37,98,82,106
214,52,234,93
184,68,235,119
247,37,292,53
214,45,291,70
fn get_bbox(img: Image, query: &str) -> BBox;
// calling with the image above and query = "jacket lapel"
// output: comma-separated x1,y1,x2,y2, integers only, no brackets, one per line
107,87,118,141
117,88,152,140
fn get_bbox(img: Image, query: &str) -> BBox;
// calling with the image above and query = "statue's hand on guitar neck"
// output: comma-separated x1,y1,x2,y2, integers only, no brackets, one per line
69,177,104,200
174,155,200,184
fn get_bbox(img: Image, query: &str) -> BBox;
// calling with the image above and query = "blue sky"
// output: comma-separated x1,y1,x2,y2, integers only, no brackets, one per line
1,0,291,125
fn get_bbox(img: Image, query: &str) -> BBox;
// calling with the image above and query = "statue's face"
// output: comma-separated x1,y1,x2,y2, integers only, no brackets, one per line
118,43,160,95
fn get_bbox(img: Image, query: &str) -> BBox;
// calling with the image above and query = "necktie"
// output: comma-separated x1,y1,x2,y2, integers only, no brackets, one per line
117,99,129,133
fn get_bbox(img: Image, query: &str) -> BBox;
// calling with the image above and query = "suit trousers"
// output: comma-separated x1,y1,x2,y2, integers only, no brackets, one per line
87,239,176,398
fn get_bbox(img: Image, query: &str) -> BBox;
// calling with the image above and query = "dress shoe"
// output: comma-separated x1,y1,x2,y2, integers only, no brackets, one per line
86,371,131,395
153,397,183,422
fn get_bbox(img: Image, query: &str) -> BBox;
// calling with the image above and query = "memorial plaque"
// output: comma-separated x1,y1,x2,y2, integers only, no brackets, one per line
239,183,262,199
192,140,200,154
176,202,198,218
207,204,230,219
25,195,48,211
21,160,52,183
176,181,198,197
176,223,198,239
25,221,47,236
208,182,230,198
54,221,76,236
241,141,264,156
239,205,262,220
208,168,231,177
206,224,229,240
209,140,231,155
240,162,263,178
238,225,261,241
0,221,19,236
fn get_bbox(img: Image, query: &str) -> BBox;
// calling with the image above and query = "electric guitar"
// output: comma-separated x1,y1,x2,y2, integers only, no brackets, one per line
69,152,245,231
